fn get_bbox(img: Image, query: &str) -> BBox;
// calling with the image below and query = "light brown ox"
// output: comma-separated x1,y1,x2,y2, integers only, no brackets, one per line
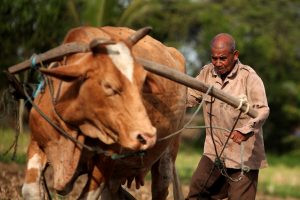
21,26,186,200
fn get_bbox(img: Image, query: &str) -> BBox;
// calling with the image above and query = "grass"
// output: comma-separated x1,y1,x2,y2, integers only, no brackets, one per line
0,127,29,164
176,141,300,199
259,166,300,198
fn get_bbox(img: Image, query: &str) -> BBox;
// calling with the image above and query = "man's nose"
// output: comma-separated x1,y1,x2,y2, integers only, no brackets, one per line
215,59,222,67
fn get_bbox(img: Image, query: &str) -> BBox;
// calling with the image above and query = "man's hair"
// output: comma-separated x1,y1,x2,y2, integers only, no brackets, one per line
210,33,236,53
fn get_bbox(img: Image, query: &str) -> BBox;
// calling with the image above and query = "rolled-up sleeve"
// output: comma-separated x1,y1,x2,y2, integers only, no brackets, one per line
235,72,270,134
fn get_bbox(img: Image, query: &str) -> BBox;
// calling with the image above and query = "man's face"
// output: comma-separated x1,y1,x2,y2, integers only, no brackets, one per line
211,47,238,75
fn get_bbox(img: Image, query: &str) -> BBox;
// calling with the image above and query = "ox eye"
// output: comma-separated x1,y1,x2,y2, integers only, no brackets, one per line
101,81,121,96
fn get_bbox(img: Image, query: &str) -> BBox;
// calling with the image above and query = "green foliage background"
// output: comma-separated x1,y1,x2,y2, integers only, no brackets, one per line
1,0,300,154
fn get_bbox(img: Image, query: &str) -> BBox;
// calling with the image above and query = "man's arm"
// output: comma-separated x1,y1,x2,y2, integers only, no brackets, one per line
234,72,270,136
187,87,202,108
186,68,208,108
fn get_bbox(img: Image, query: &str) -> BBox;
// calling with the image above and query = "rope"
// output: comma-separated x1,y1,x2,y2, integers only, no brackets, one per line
216,110,245,182
186,125,230,133
158,85,214,141
209,95,220,159
240,142,250,174
30,54,39,70
41,165,52,200
31,59,46,98
24,86,96,152
235,94,250,114
157,85,250,182
192,94,249,187
33,79,44,98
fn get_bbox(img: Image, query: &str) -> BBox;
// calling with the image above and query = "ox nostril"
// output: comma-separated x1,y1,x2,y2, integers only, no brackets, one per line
137,134,147,145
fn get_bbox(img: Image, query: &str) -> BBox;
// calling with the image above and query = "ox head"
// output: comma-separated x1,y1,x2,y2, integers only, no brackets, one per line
40,27,157,150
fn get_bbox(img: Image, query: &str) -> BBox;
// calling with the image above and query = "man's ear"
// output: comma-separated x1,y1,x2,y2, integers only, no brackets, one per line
233,50,239,61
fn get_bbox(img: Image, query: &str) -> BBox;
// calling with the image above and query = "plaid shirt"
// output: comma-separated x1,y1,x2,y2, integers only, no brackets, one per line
187,61,269,169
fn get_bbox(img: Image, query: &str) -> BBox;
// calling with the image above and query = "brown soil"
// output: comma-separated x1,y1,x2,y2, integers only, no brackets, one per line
0,162,186,200
0,162,24,200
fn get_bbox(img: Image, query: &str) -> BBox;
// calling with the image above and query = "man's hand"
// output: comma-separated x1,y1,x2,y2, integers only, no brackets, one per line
229,130,253,144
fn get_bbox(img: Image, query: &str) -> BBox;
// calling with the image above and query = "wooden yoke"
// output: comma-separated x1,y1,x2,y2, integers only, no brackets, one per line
6,41,258,118
8,42,89,74
137,57,258,118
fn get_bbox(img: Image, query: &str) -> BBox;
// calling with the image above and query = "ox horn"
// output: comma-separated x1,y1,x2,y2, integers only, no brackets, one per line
89,38,116,54
127,26,152,47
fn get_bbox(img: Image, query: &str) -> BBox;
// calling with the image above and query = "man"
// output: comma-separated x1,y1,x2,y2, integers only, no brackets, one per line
186,33,269,200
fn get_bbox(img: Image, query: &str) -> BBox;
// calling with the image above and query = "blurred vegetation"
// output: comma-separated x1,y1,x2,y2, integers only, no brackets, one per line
0,0,300,155
0,128,29,164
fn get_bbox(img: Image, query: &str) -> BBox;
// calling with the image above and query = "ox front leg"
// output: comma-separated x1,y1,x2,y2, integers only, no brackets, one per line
151,152,173,200
22,140,47,200
78,164,104,200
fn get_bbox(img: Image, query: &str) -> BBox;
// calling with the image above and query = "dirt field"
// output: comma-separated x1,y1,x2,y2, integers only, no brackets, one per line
0,162,188,200
1,162,298,200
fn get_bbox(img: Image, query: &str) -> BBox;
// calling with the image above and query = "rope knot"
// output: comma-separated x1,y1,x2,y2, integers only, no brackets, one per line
235,94,250,114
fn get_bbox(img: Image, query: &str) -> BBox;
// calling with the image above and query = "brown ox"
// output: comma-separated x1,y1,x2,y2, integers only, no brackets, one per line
21,26,186,200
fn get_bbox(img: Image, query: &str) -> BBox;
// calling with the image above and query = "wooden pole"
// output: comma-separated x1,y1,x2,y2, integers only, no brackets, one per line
137,57,258,118
6,41,258,119
8,42,89,74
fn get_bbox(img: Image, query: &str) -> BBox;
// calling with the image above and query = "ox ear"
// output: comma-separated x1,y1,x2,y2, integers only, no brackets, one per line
127,26,152,47
39,65,85,82
89,38,116,54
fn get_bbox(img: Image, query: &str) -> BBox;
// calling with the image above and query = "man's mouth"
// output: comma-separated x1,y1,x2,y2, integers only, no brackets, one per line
216,68,225,74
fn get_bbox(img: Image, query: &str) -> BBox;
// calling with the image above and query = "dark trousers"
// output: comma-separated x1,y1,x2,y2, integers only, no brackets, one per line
186,155,259,200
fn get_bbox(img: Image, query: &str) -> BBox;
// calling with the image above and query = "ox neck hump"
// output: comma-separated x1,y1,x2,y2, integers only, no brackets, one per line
107,43,134,82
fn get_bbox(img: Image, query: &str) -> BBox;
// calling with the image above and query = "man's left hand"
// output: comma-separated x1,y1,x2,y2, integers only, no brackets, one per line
229,130,252,144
